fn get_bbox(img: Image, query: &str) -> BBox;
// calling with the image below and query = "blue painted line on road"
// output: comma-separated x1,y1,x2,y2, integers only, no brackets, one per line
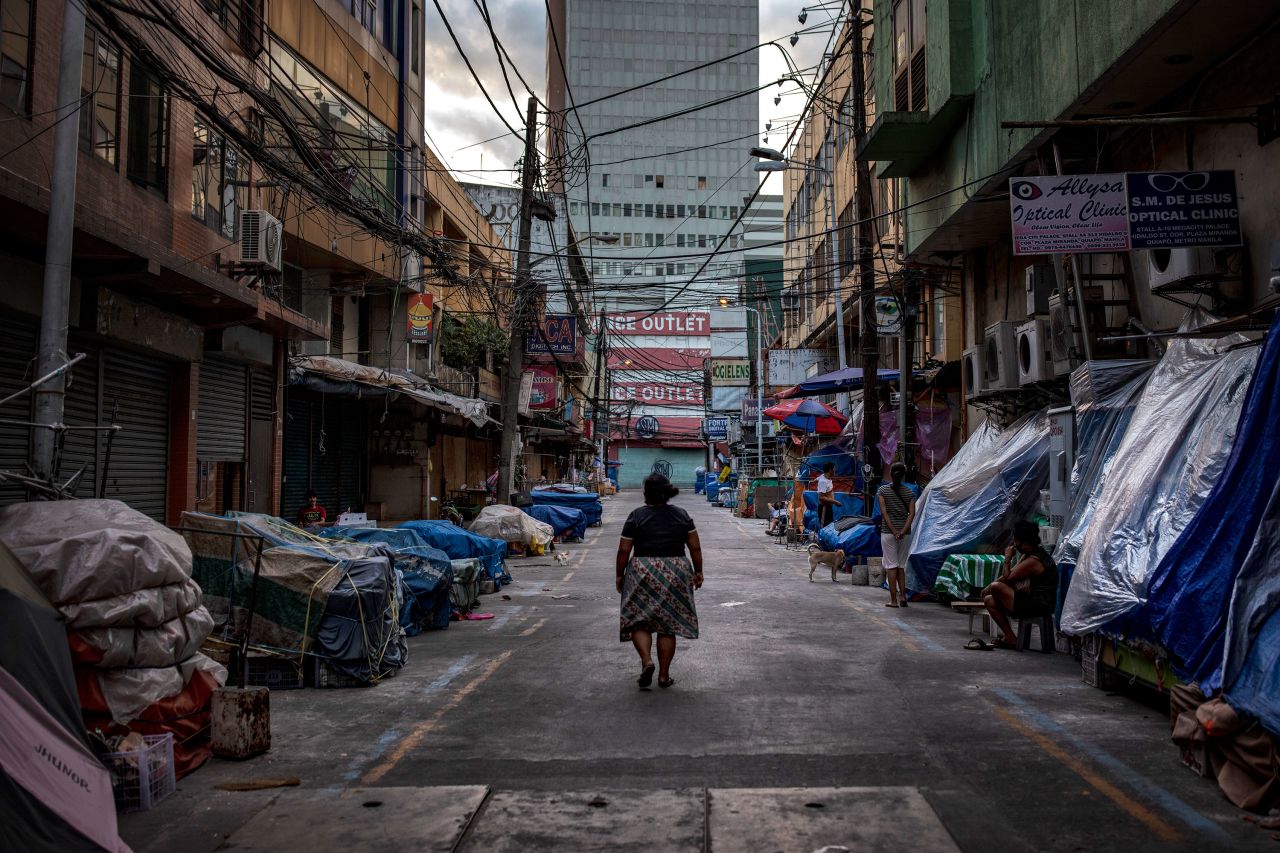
487,605,524,631
425,653,477,693
995,688,1230,843
342,726,403,783
889,617,946,652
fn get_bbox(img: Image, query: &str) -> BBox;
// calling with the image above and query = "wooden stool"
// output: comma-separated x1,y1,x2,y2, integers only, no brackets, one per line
1016,614,1055,653
950,601,991,636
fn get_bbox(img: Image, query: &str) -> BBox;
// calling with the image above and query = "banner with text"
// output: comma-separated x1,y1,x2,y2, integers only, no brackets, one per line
709,358,751,386
1125,170,1241,249
526,313,579,357
610,382,706,407
607,311,710,336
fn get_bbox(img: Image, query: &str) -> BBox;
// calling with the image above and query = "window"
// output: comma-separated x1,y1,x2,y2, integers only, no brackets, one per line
893,0,927,111
697,176,707,190
80,26,120,166
644,203,653,218
666,204,675,218
623,233,632,247
602,173,610,187
192,113,248,238
623,202,631,216
676,234,684,248
591,202,600,216
697,205,706,219
656,234,664,247
408,144,423,224
644,174,653,184
410,3,421,74
569,201,579,215
127,64,169,193
612,203,621,217
677,204,685,217
0,0,32,114
654,174,664,188
644,233,653,247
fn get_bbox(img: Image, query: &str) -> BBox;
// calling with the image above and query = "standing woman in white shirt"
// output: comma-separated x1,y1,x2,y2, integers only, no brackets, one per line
877,462,917,608
815,462,837,529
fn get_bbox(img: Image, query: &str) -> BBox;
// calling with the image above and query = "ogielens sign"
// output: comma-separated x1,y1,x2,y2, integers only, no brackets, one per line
709,359,751,386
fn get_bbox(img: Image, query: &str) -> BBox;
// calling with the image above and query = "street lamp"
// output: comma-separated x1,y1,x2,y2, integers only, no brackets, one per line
718,297,764,472
749,146,849,415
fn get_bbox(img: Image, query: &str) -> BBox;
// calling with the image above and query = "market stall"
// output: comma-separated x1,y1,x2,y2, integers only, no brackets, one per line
530,486,603,526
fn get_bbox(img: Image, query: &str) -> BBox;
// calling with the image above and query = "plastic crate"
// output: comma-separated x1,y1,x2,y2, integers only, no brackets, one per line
244,655,304,690
104,733,175,813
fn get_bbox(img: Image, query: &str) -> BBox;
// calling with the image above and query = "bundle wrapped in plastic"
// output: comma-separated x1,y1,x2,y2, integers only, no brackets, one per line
0,499,226,776
468,504,554,548
905,411,1050,592
1059,322,1258,637
320,526,453,635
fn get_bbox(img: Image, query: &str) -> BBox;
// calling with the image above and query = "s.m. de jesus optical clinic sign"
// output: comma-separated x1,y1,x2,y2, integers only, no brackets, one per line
1010,171,1240,255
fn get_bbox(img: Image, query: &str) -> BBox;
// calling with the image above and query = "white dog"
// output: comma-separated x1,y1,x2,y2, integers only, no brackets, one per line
808,544,845,583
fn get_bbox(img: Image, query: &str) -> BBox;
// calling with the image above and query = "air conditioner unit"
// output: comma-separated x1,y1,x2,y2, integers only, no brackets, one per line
1146,247,1215,291
983,321,1020,391
1017,319,1052,385
962,345,984,400
1047,294,1078,376
240,210,283,272
1025,264,1055,317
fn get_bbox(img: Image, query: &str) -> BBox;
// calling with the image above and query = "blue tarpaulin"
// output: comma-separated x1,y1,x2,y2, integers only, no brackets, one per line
397,521,510,587
797,437,857,479
1147,314,1280,689
523,504,587,541
530,488,603,526
907,412,1049,594
818,521,881,561
321,527,454,635
802,490,865,531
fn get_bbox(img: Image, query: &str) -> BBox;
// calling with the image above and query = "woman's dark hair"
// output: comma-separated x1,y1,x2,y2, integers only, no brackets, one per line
643,473,679,504
889,461,908,499
1013,520,1041,547
822,462,835,474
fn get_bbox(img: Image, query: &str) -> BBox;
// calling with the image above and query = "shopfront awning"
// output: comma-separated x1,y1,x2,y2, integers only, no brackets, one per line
288,355,495,427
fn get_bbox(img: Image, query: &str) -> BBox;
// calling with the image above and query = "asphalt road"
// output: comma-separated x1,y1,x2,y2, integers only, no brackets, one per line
121,491,1272,852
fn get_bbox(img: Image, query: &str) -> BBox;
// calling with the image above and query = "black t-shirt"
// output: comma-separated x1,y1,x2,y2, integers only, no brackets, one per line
621,504,696,558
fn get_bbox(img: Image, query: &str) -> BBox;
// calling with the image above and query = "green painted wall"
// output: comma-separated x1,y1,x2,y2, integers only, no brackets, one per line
872,0,1180,252
617,447,706,490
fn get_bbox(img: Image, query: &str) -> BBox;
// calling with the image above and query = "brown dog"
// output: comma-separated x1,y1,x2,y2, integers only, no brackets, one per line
808,544,845,582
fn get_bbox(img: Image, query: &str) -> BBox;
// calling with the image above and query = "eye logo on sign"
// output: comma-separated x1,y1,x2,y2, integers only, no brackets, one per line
635,416,660,439
1011,181,1043,201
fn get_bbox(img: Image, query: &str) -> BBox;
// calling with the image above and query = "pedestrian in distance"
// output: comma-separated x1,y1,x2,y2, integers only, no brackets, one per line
816,462,838,529
877,462,916,608
980,521,1059,649
615,473,704,689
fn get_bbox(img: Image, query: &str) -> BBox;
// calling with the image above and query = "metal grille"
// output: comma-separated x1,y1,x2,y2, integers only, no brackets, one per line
910,49,927,112
894,67,909,111
101,349,170,521
198,356,248,462
0,315,37,508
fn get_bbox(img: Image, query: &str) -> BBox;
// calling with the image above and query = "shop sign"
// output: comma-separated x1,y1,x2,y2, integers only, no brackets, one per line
709,386,747,412
1010,174,1130,255
407,293,434,343
874,295,902,334
606,311,710,336
1125,170,1241,249
709,358,751,386
635,415,660,439
741,397,777,420
703,417,729,441
526,313,578,356
611,382,705,406
524,365,557,410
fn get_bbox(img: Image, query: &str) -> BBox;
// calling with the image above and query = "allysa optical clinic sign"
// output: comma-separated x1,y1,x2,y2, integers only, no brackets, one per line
1009,171,1240,256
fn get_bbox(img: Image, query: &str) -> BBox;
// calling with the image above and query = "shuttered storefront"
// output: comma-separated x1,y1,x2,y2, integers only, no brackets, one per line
0,315,38,508
197,355,248,462
281,388,365,521
0,314,171,520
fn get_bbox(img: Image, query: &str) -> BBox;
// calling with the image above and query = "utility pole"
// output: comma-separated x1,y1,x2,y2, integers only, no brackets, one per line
30,0,87,482
591,308,607,484
899,270,920,477
851,10,881,512
497,97,539,505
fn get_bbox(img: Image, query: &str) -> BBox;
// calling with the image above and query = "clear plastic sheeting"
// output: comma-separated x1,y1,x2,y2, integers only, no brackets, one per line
1053,360,1155,575
468,504,554,548
1059,325,1258,636
906,411,1050,592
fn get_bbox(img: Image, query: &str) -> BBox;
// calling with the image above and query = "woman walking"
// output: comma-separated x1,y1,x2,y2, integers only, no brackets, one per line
877,462,917,608
616,473,703,689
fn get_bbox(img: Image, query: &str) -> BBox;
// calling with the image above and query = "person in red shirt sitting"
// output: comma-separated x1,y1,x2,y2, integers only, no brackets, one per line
296,491,327,528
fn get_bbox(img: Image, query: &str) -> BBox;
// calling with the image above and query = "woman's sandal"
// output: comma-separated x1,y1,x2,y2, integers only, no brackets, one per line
964,638,993,651
638,664,655,688
658,677,675,689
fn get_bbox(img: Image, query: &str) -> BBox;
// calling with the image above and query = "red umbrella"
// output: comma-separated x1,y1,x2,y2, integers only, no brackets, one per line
763,398,848,435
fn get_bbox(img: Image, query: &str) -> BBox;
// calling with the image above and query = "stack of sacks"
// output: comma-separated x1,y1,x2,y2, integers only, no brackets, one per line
469,504,554,551
0,500,225,778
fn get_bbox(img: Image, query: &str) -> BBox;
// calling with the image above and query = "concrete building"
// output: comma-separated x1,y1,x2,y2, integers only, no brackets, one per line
546,0,762,480
0,0,505,526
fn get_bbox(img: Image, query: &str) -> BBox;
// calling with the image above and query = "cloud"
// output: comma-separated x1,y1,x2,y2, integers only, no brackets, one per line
424,0,844,182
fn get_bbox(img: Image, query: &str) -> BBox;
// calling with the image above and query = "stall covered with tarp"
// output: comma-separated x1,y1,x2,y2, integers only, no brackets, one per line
1059,324,1258,637
1053,360,1155,610
469,505,554,549
802,489,863,532
523,504,587,541
906,411,1050,592
1143,312,1280,690
797,436,857,479
319,527,453,636
398,520,510,586
2,500,227,778
182,512,406,684
816,483,921,562
530,486,603,526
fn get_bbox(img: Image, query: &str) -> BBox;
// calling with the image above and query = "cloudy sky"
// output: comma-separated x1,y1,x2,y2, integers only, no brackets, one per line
422,0,836,187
